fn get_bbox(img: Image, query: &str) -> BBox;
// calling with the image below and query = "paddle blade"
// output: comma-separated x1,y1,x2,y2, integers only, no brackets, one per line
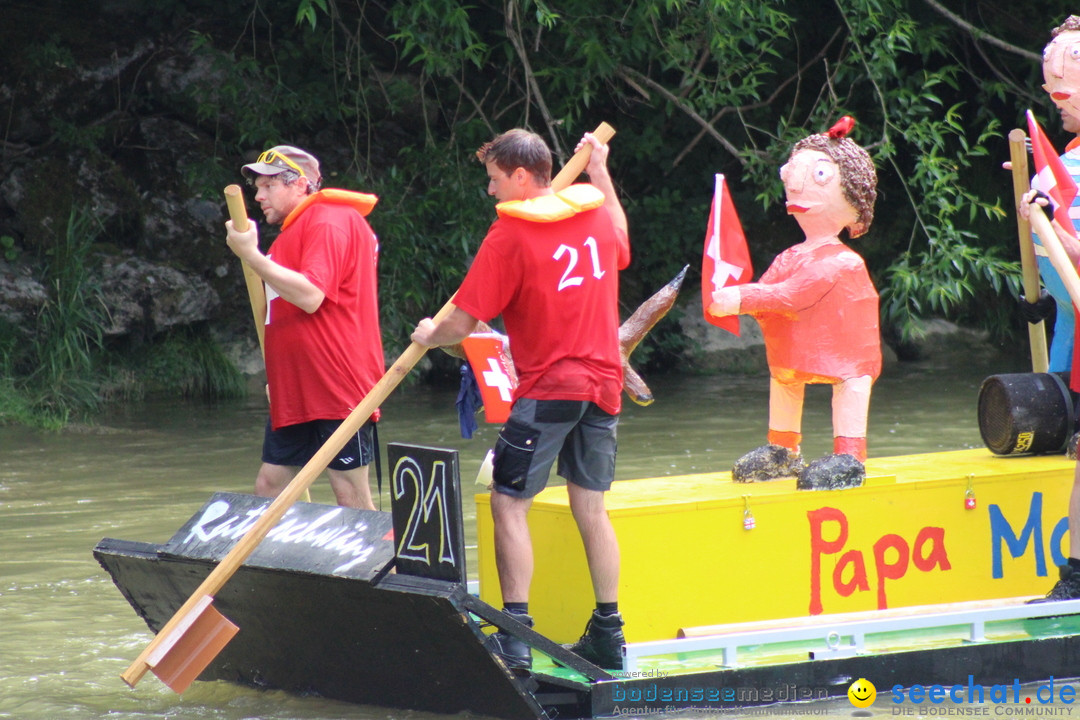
146,595,238,694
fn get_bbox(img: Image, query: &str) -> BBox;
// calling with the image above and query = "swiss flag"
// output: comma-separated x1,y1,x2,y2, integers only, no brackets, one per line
1027,109,1079,233
461,333,517,424
701,174,753,334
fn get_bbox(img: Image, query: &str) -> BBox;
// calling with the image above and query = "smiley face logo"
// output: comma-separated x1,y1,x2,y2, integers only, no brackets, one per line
848,678,876,708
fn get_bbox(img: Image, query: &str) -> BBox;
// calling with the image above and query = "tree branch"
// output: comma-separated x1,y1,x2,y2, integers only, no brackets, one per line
669,26,843,170
921,0,1041,63
616,65,746,167
504,0,565,160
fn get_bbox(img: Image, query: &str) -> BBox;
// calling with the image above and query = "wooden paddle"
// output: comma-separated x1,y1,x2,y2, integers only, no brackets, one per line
122,121,617,692
223,184,310,504
1008,129,1050,373
1027,203,1080,310
552,121,615,187
224,185,266,356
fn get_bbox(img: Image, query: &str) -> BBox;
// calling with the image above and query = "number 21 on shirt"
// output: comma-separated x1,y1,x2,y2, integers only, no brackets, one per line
553,236,605,292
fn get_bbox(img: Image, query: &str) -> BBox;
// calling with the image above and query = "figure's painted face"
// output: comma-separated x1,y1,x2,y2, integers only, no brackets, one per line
1043,30,1080,122
779,149,857,236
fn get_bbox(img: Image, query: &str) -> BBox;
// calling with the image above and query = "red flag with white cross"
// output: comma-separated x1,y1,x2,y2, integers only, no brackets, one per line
1027,109,1079,233
461,333,517,423
701,173,753,335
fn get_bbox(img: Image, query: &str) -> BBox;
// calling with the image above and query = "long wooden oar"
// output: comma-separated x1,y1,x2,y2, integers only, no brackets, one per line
121,298,457,691
552,121,614,186
223,185,310,504
224,185,266,356
122,121,617,692
1028,204,1080,310
1008,129,1050,373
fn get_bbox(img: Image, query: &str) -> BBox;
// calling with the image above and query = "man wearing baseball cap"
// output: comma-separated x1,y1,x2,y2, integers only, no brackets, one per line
227,144,385,509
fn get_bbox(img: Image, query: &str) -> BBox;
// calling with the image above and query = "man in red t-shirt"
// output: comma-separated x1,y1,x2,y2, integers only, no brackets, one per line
412,129,630,670
225,145,385,510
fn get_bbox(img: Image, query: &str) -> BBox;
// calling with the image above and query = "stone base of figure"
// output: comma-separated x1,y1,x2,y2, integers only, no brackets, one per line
732,444,865,489
796,453,865,490
732,444,805,482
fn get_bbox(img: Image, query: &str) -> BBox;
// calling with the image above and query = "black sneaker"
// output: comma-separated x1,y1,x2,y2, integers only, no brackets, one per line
1029,565,1080,603
564,610,625,669
484,612,533,671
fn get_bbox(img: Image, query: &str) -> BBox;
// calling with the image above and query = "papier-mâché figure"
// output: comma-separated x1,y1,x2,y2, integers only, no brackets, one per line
708,117,880,490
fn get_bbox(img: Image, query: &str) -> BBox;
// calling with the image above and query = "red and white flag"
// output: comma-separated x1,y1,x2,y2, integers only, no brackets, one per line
1027,109,1079,234
701,173,753,335
461,333,517,424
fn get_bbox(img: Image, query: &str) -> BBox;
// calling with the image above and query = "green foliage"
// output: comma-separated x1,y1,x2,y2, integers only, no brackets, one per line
11,0,1051,421
0,321,37,426
23,35,75,71
388,1,490,75
122,328,245,400
0,208,244,428
371,140,495,353
49,118,106,152
296,0,328,30
187,31,307,150
296,0,1023,349
0,235,18,262
4,0,1062,433
16,205,107,426
821,4,1015,342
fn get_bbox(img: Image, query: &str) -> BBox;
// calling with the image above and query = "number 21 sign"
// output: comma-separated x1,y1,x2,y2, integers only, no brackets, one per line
388,442,467,584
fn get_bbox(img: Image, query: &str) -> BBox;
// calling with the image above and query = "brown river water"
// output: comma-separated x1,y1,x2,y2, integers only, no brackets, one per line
2,348,1076,719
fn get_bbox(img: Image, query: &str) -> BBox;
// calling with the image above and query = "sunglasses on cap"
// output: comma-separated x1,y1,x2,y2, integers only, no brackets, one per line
256,149,306,177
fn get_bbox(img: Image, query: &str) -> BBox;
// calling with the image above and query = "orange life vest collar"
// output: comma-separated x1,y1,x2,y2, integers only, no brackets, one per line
282,188,379,230
495,184,605,223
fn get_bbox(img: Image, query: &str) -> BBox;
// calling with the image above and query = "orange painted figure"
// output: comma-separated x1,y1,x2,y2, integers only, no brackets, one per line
708,118,880,487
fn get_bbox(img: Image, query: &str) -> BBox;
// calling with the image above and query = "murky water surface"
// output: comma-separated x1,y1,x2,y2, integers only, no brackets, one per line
2,351,1075,719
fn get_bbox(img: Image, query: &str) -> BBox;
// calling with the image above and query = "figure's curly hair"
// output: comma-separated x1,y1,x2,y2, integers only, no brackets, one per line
790,122,877,238
1052,15,1080,37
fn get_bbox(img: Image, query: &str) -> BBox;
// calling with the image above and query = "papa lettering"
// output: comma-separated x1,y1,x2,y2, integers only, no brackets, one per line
808,506,951,614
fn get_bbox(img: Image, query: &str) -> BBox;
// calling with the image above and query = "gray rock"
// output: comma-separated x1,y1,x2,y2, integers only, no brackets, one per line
0,259,47,326
98,255,219,337
797,454,865,490
732,444,805,482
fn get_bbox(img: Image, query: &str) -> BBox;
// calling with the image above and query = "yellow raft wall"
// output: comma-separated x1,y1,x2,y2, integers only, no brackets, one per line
476,449,1075,643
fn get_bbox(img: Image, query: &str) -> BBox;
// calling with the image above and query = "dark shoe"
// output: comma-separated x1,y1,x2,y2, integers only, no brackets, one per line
732,444,805,482
564,611,625,669
484,612,533,671
797,453,865,490
1029,565,1080,603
